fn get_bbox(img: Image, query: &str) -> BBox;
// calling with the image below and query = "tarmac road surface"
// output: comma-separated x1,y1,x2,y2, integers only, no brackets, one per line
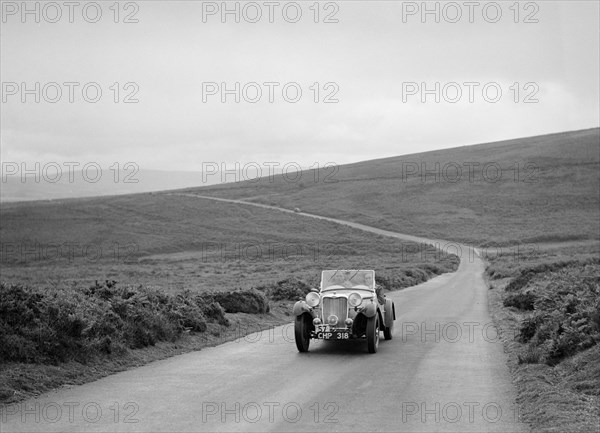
1,195,529,432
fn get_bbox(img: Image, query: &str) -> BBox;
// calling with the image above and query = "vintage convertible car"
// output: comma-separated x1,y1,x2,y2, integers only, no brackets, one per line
293,270,396,353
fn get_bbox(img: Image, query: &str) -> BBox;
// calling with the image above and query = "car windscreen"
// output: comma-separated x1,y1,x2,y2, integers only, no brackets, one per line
321,270,375,291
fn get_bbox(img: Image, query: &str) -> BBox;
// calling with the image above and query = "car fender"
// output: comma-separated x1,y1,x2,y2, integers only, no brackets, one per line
293,301,312,317
384,299,395,327
362,302,378,318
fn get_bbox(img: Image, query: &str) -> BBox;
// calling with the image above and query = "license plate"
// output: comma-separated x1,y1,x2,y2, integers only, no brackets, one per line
315,331,350,340
316,324,331,333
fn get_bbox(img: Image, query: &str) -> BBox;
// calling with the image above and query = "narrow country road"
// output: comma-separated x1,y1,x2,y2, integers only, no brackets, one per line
1,194,530,432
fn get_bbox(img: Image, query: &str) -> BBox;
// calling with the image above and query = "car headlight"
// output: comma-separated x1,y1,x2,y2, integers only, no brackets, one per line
306,292,320,307
348,292,362,307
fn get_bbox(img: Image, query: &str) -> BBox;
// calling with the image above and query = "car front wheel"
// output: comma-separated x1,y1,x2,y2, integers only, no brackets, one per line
294,315,311,352
367,315,379,353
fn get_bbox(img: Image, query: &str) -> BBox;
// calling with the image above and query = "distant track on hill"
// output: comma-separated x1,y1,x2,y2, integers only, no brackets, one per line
3,192,528,433
171,193,481,256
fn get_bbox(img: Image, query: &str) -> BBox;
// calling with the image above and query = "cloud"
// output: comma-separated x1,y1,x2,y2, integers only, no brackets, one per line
1,1,598,172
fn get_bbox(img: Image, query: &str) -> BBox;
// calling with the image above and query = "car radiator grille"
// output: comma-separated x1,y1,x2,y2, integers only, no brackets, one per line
323,297,348,325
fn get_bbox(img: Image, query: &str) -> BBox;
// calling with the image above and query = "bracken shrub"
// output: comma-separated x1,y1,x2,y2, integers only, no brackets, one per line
509,261,600,365
487,264,520,280
518,315,544,343
505,258,598,292
196,299,230,326
256,278,312,301
503,291,536,310
517,346,544,364
376,273,414,291
207,289,270,314
0,281,216,364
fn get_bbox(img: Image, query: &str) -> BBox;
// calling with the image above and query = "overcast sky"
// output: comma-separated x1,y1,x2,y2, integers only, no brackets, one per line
1,1,599,173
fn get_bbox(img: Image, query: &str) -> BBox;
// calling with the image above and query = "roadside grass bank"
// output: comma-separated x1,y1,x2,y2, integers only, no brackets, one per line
0,280,296,405
0,263,457,405
0,301,293,406
486,242,600,433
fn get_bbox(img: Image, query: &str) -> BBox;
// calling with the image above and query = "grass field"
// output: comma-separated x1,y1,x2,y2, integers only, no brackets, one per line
0,193,457,291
